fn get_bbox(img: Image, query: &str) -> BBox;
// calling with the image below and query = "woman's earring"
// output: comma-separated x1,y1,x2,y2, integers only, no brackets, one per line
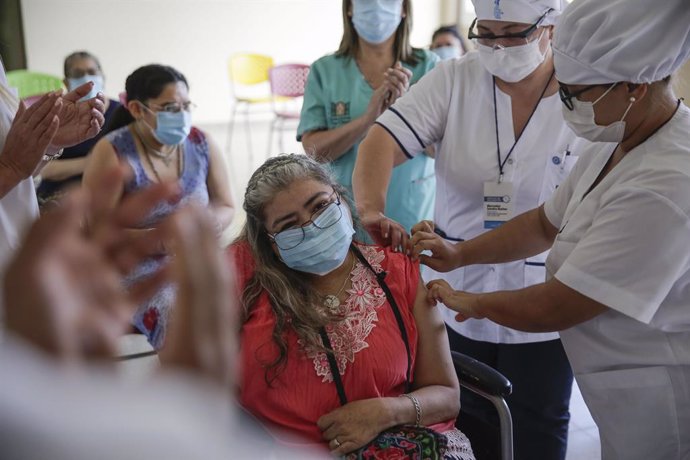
629,96,636,102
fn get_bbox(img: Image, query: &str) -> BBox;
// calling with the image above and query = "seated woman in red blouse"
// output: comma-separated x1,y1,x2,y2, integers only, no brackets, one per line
231,154,474,458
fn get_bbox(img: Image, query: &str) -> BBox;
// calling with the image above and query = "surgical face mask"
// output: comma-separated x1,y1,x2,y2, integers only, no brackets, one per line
432,45,462,61
67,74,104,101
274,201,355,276
562,83,634,143
477,30,547,82
352,0,403,45
141,104,192,145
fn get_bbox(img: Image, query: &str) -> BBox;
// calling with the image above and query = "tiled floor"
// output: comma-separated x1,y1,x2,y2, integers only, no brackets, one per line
200,117,602,459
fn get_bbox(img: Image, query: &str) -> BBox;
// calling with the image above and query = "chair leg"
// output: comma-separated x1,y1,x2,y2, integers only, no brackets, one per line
225,103,239,156
266,117,278,159
277,117,286,154
244,103,253,168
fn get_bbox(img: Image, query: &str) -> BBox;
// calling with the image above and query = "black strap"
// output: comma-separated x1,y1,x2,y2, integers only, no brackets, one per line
319,328,348,406
492,69,555,182
319,245,413,405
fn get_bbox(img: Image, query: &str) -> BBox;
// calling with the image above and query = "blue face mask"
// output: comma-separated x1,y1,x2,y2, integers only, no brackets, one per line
432,45,462,61
274,202,355,276
150,110,192,145
352,0,403,45
67,74,104,101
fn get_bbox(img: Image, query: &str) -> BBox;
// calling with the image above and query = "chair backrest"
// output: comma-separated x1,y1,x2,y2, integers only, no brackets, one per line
6,70,63,99
268,64,310,98
228,53,274,86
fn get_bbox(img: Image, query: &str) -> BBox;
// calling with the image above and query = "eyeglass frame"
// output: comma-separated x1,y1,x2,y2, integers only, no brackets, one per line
267,190,343,250
141,100,197,113
467,9,552,45
558,83,613,111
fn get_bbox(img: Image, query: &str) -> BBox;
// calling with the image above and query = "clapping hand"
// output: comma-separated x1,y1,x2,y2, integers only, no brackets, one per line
50,81,106,149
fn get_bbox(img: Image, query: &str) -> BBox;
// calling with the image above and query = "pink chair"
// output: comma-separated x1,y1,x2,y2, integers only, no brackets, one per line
267,63,310,156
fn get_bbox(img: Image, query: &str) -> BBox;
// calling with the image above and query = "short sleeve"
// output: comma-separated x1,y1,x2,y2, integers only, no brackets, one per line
555,186,690,323
297,61,328,141
375,61,453,159
543,160,579,229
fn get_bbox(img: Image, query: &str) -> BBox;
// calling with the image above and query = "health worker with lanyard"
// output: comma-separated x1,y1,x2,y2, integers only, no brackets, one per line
415,0,690,458
353,0,588,458
298,0,437,237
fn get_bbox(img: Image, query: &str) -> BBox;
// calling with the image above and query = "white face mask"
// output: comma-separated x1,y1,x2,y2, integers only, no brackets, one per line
562,83,634,143
477,30,547,82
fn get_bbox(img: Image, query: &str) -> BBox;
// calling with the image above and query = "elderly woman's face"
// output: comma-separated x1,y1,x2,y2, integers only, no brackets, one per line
263,179,344,236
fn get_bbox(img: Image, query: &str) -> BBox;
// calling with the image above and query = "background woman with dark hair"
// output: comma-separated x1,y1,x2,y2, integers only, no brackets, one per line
298,0,438,239
83,64,235,348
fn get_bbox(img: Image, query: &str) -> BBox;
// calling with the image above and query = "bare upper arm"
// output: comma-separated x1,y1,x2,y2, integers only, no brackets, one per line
410,277,458,391
82,137,125,212
360,124,408,167
203,130,234,208
537,204,559,244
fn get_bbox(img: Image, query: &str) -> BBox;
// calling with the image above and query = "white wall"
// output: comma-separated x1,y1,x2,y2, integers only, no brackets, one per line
21,0,441,124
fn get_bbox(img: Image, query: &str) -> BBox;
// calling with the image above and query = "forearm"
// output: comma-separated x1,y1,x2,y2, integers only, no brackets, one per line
211,204,235,234
39,157,87,181
473,279,606,332
352,125,399,216
0,162,24,199
302,115,373,163
383,385,459,427
458,206,556,268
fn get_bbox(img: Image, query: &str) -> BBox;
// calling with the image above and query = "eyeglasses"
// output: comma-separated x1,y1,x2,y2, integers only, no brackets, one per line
268,191,342,250
144,101,197,113
468,9,550,47
558,84,605,111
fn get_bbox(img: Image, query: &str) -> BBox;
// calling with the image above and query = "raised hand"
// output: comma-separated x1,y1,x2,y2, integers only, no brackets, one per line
0,92,61,182
383,62,412,104
157,206,237,388
50,81,106,149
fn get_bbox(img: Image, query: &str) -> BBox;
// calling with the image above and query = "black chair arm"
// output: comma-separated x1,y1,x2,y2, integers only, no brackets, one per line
451,350,512,398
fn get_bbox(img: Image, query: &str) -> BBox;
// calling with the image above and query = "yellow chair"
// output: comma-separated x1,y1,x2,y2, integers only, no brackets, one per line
6,70,63,99
227,53,274,165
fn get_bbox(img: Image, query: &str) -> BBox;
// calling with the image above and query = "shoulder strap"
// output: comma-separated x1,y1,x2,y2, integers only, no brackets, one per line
320,245,414,407
319,328,348,405
351,245,413,393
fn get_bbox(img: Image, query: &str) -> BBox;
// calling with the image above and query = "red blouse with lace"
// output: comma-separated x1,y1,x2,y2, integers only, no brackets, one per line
231,241,456,446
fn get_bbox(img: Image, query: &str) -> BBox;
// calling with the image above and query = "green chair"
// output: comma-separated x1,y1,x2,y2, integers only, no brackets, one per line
6,70,63,99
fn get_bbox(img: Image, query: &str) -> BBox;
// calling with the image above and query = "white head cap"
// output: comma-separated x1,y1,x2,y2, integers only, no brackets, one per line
553,0,690,84
470,0,564,27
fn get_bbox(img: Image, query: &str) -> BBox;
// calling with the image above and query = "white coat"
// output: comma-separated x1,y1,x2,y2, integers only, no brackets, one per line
544,104,690,459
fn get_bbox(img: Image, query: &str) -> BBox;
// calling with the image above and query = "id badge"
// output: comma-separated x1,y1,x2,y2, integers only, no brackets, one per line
483,181,514,229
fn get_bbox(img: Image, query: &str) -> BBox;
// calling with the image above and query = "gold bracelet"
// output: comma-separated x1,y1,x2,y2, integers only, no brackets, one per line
401,393,421,426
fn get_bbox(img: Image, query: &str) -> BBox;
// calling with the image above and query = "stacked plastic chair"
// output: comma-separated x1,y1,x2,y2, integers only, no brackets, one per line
226,53,274,166
267,63,310,156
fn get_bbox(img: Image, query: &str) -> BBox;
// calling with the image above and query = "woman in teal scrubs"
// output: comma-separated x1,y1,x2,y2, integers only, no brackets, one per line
298,0,437,237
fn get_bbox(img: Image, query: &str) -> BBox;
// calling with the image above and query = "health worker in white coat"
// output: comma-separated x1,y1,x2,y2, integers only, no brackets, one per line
353,0,586,458
417,0,690,458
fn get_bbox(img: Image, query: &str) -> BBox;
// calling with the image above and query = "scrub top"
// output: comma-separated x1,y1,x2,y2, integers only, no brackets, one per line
377,52,590,344
0,64,40,319
297,50,438,234
544,104,690,459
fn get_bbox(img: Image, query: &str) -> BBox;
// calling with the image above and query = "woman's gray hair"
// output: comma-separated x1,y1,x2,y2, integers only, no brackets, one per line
237,154,355,384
